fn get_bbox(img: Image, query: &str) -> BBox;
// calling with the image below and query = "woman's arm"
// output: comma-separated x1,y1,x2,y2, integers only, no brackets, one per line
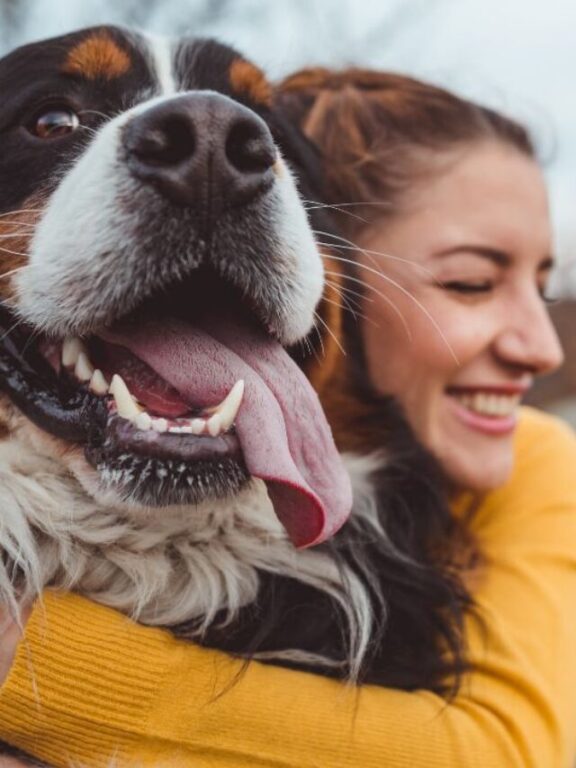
1,409,575,768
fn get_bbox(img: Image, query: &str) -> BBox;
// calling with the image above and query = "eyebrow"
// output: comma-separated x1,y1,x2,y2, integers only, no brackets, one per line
435,245,555,271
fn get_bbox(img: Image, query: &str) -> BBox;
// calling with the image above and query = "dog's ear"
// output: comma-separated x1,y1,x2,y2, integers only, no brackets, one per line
267,99,326,204
263,85,350,404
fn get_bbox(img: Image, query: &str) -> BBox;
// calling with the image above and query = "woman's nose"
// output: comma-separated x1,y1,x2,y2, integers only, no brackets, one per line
494,296,564,374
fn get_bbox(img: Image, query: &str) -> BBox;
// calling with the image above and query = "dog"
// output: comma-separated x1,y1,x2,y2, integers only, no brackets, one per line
0,24,470,765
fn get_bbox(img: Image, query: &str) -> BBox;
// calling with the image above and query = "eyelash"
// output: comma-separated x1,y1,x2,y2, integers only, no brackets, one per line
442,281,493,294
443,281,556,304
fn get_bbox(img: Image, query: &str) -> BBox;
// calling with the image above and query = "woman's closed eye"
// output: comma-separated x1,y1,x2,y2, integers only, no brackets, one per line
441,279,494,295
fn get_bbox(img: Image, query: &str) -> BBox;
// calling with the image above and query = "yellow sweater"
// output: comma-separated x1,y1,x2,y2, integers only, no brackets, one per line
1,407,576,768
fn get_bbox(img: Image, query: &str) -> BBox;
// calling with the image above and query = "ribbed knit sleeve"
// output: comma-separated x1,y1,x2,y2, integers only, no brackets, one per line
0,592,179,766
1,408,576,768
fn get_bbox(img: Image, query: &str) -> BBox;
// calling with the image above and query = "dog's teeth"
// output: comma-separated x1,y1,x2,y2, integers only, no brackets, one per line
190,418,206,435
169,425,193,435
75,352,94,382
135,412,153,431
110,374,141,419
89,369,109,396
151,418,168,433
214,380,244,431
207,413,222,437
62,337,86,368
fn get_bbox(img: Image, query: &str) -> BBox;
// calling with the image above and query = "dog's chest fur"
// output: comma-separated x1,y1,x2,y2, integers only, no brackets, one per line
0,410,357,633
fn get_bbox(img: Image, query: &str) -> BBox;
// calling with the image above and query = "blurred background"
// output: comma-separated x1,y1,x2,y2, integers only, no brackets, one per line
1,0,575,419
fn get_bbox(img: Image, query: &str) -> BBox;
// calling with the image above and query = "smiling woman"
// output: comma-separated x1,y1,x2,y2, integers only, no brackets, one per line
278,68,563,494
357,142,563,491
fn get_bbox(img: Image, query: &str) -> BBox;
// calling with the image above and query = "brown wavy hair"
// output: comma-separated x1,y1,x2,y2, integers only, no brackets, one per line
270,68,534,693
276,68,534,236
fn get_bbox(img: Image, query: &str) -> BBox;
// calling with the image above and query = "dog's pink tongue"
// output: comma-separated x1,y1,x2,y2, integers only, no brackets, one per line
105,317,352,548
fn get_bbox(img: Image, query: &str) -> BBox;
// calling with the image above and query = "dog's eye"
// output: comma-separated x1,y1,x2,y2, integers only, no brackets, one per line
29,108,80,139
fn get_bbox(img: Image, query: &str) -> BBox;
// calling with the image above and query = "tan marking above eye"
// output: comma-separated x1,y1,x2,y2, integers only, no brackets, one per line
229,59,272,107
63,33,131,81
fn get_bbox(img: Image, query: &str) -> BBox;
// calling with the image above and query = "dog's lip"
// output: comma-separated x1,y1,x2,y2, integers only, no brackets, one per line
89,413,243,464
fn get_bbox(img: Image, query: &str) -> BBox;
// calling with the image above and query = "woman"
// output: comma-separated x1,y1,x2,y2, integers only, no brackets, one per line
1,70,576,768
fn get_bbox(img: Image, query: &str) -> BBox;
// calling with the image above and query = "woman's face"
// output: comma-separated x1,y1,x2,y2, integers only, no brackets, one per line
359,142,563,492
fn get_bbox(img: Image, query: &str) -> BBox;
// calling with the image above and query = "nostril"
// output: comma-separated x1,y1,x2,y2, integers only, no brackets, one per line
225,118,275,175
129,115,195,167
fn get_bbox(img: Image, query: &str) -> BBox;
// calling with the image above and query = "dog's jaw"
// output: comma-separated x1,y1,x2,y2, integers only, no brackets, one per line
0,405,372,632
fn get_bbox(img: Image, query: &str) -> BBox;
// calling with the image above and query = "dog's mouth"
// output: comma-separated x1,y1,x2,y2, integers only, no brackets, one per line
0,270,352,547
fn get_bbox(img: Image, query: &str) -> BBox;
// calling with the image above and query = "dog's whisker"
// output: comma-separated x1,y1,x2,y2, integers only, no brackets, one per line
315,232,439,279
321,294,374,326
311,316,326,359
302,199,369,224
323,250,459,359
0,209,42,219
77,109,111,120
20,325,43,357
323,279,364,313
313,310,347,356
302,333,323,366
310,200,394,209
323,276,366,312
0,315,25,345
0,266,25,281
324,277,374,305
0,246,29,258
78,125,100,138
324,270,413,343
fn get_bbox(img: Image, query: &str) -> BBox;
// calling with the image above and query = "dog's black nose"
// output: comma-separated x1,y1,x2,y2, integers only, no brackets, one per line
122,93,276,211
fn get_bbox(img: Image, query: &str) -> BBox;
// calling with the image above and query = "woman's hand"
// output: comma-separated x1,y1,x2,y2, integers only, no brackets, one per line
0,608,33,767
0,606,31,686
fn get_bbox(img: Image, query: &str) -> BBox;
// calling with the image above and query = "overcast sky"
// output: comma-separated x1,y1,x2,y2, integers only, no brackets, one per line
2,0,575,272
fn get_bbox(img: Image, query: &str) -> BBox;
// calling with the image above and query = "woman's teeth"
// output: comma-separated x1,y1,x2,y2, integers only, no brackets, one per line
61,337,244,438
452,391,521,417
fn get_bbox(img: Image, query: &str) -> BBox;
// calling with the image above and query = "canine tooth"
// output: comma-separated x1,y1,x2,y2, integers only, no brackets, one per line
214,380,245,431
151,418,168,433
109,374,141,420
135,412,153,431
89,369,109,396
207,413,222,437
190,419,206,435
62,337,86,368
75,352,94,382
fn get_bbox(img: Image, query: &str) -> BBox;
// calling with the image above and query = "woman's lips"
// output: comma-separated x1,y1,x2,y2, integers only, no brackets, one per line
445,387,524,436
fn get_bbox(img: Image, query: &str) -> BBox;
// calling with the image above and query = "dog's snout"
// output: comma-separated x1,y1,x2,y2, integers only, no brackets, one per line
122,93,276,211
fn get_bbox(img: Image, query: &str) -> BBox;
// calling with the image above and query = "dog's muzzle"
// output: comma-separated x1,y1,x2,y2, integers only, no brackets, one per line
2,89,352,549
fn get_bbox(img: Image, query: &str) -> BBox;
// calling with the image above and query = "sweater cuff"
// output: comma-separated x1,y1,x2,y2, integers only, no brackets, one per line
0,591,174,767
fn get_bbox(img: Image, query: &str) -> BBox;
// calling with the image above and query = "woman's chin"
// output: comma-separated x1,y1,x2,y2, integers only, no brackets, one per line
430,393,517,492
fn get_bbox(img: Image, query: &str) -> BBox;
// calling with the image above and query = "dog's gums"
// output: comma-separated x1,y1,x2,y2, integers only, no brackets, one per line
61,338,244,437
